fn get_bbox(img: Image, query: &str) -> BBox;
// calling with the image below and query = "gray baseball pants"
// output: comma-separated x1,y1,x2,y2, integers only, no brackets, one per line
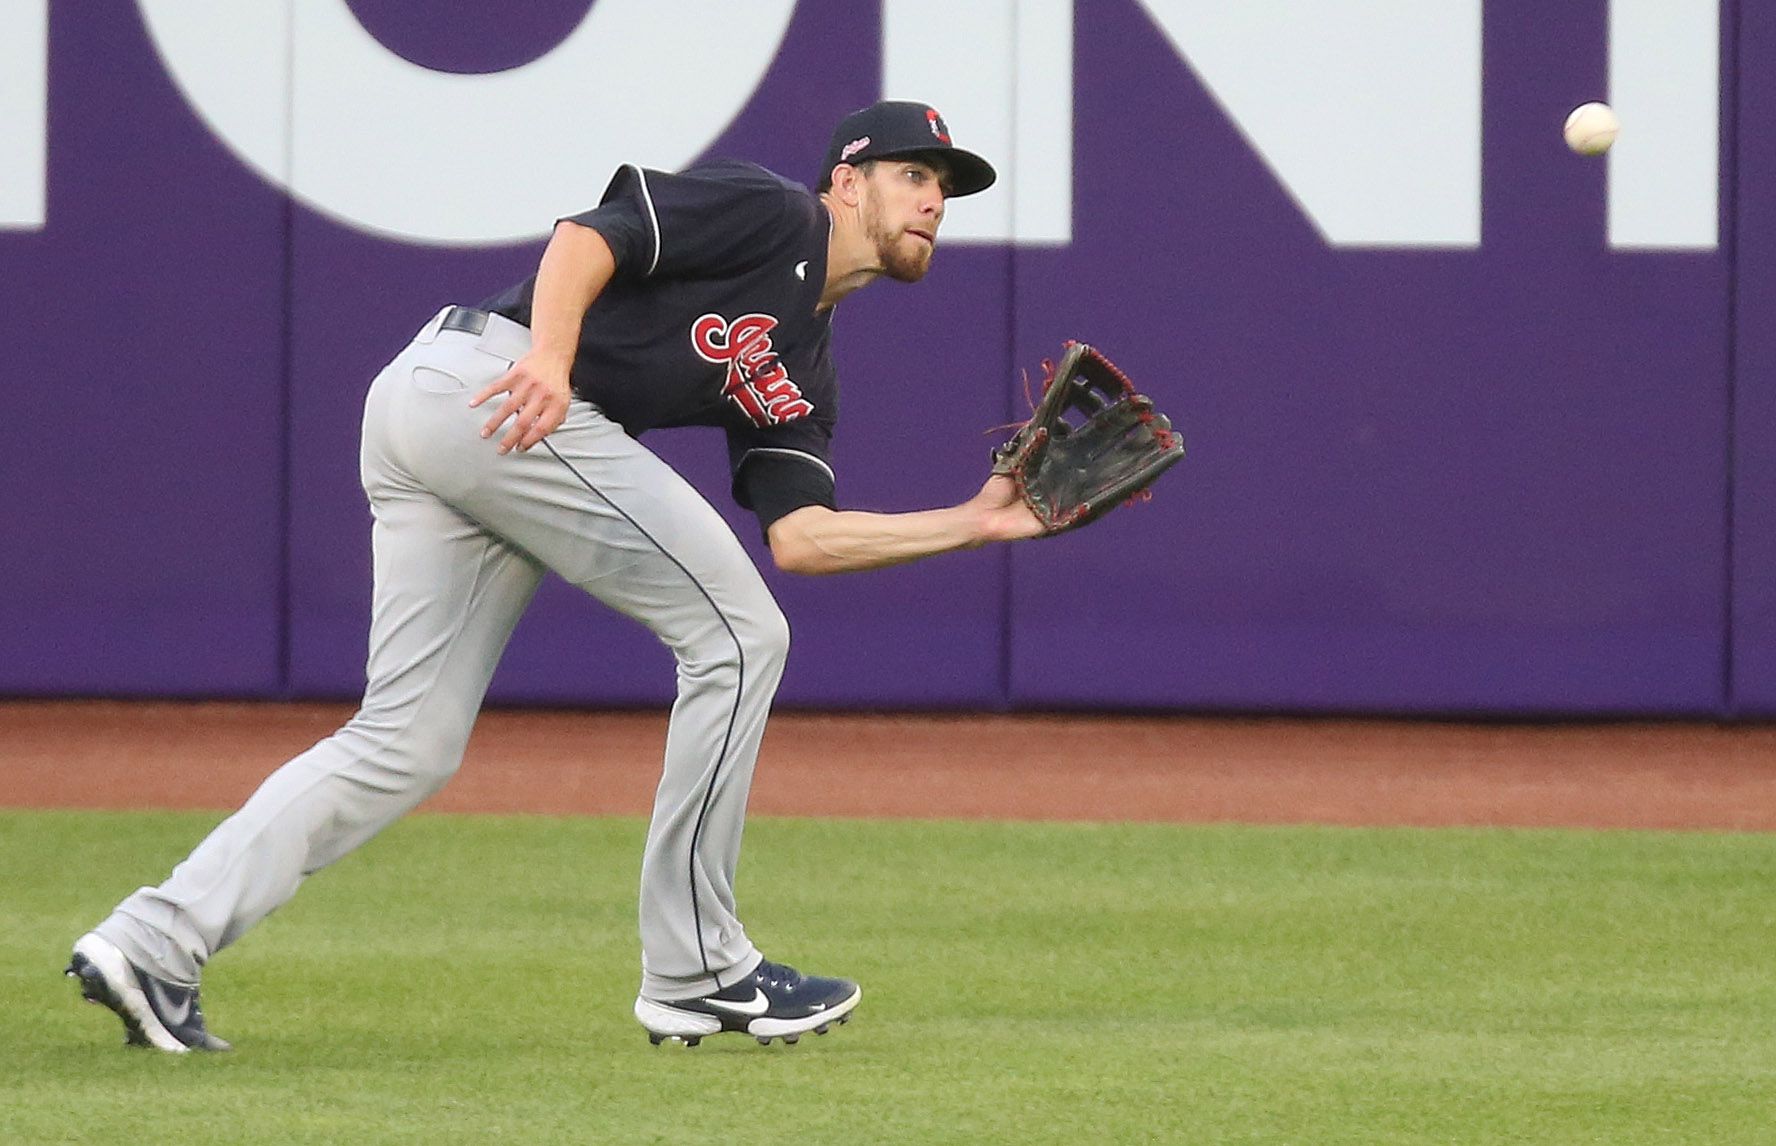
96,307,780,1002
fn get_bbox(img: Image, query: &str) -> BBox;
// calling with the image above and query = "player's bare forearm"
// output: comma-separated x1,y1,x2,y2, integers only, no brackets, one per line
471,221,617,453
768,475,1043,575
527,221,617,362
768,505,980,575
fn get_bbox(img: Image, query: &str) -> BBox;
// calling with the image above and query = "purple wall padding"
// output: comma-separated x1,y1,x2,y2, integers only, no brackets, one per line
1,2,1751,716
1009,0,1728,714
1730,0,1776,714
0,9,285,696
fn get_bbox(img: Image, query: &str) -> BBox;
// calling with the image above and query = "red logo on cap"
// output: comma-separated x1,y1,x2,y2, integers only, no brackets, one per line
926,108,950,144
691,312,814,428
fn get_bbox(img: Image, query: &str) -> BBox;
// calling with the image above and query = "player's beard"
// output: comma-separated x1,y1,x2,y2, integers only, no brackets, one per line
863,188,933,282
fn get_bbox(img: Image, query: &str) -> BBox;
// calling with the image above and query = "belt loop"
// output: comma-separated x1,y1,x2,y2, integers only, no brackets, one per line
478,312,534,363
415,305,451,344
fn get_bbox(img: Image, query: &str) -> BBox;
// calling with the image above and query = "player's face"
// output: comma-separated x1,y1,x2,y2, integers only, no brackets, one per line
861,160,949,282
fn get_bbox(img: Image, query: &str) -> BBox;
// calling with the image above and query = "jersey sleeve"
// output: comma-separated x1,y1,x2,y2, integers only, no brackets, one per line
727,417,837,531
564,163,803,282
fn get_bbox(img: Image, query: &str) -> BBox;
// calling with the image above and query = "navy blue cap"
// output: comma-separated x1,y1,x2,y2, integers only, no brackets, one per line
818,100,997,198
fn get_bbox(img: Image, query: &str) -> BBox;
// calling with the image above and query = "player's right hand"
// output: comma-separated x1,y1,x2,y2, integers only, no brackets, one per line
969,474,1046,542
470,353,573,454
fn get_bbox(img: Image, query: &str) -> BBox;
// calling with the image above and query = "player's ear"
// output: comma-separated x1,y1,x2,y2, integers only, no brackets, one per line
828,163,865,206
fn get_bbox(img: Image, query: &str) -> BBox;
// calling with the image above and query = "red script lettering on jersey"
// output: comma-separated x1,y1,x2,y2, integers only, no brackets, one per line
690,312,815,427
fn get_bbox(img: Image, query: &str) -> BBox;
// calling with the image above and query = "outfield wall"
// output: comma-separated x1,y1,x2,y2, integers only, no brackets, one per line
0,1,1764,717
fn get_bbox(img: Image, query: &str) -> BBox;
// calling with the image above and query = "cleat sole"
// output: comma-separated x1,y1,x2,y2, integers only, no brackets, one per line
66,949,182,1053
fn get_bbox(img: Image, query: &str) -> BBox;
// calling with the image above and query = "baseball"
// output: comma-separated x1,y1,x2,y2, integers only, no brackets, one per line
1563,102,1619,155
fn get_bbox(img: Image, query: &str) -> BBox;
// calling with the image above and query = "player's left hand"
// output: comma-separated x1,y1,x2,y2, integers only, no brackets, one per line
991,341,1185,533
470,353,573,454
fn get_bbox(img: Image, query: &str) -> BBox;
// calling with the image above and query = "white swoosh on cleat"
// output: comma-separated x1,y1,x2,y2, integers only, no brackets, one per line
702,989,769,1017
145,978,192,1027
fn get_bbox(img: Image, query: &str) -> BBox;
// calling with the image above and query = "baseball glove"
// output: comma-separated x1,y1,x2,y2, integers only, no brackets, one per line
992,341,1186,533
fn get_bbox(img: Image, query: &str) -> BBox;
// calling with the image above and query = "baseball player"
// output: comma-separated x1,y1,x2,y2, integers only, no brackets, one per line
67,101,1040,1051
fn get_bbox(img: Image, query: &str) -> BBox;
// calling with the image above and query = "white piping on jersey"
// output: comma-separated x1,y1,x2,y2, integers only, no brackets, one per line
742,448,835,485
629,164,662,276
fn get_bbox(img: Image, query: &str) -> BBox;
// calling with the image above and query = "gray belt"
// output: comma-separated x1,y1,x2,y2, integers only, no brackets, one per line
440,305,491,336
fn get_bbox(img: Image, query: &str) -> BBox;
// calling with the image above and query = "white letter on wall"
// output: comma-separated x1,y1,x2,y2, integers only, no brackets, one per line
883,0,1073,244
136,0,796,245
1609,0,1719,249
0,0,48,229
1137,0,1483,247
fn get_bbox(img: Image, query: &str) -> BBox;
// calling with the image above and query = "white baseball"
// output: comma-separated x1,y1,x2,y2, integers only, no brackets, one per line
1563,102,1619,155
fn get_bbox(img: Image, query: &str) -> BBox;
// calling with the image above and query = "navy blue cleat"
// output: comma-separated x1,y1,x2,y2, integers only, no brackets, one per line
65,932,231,1053
635,959,860,1047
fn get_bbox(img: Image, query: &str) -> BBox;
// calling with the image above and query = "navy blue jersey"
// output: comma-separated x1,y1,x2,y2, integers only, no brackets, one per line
480,160,838,526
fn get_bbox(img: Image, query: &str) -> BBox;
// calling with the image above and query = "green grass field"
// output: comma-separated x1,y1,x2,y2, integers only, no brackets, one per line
3,809,1773,1144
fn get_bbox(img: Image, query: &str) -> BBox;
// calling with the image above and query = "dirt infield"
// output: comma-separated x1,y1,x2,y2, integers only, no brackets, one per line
3,700,1775,831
